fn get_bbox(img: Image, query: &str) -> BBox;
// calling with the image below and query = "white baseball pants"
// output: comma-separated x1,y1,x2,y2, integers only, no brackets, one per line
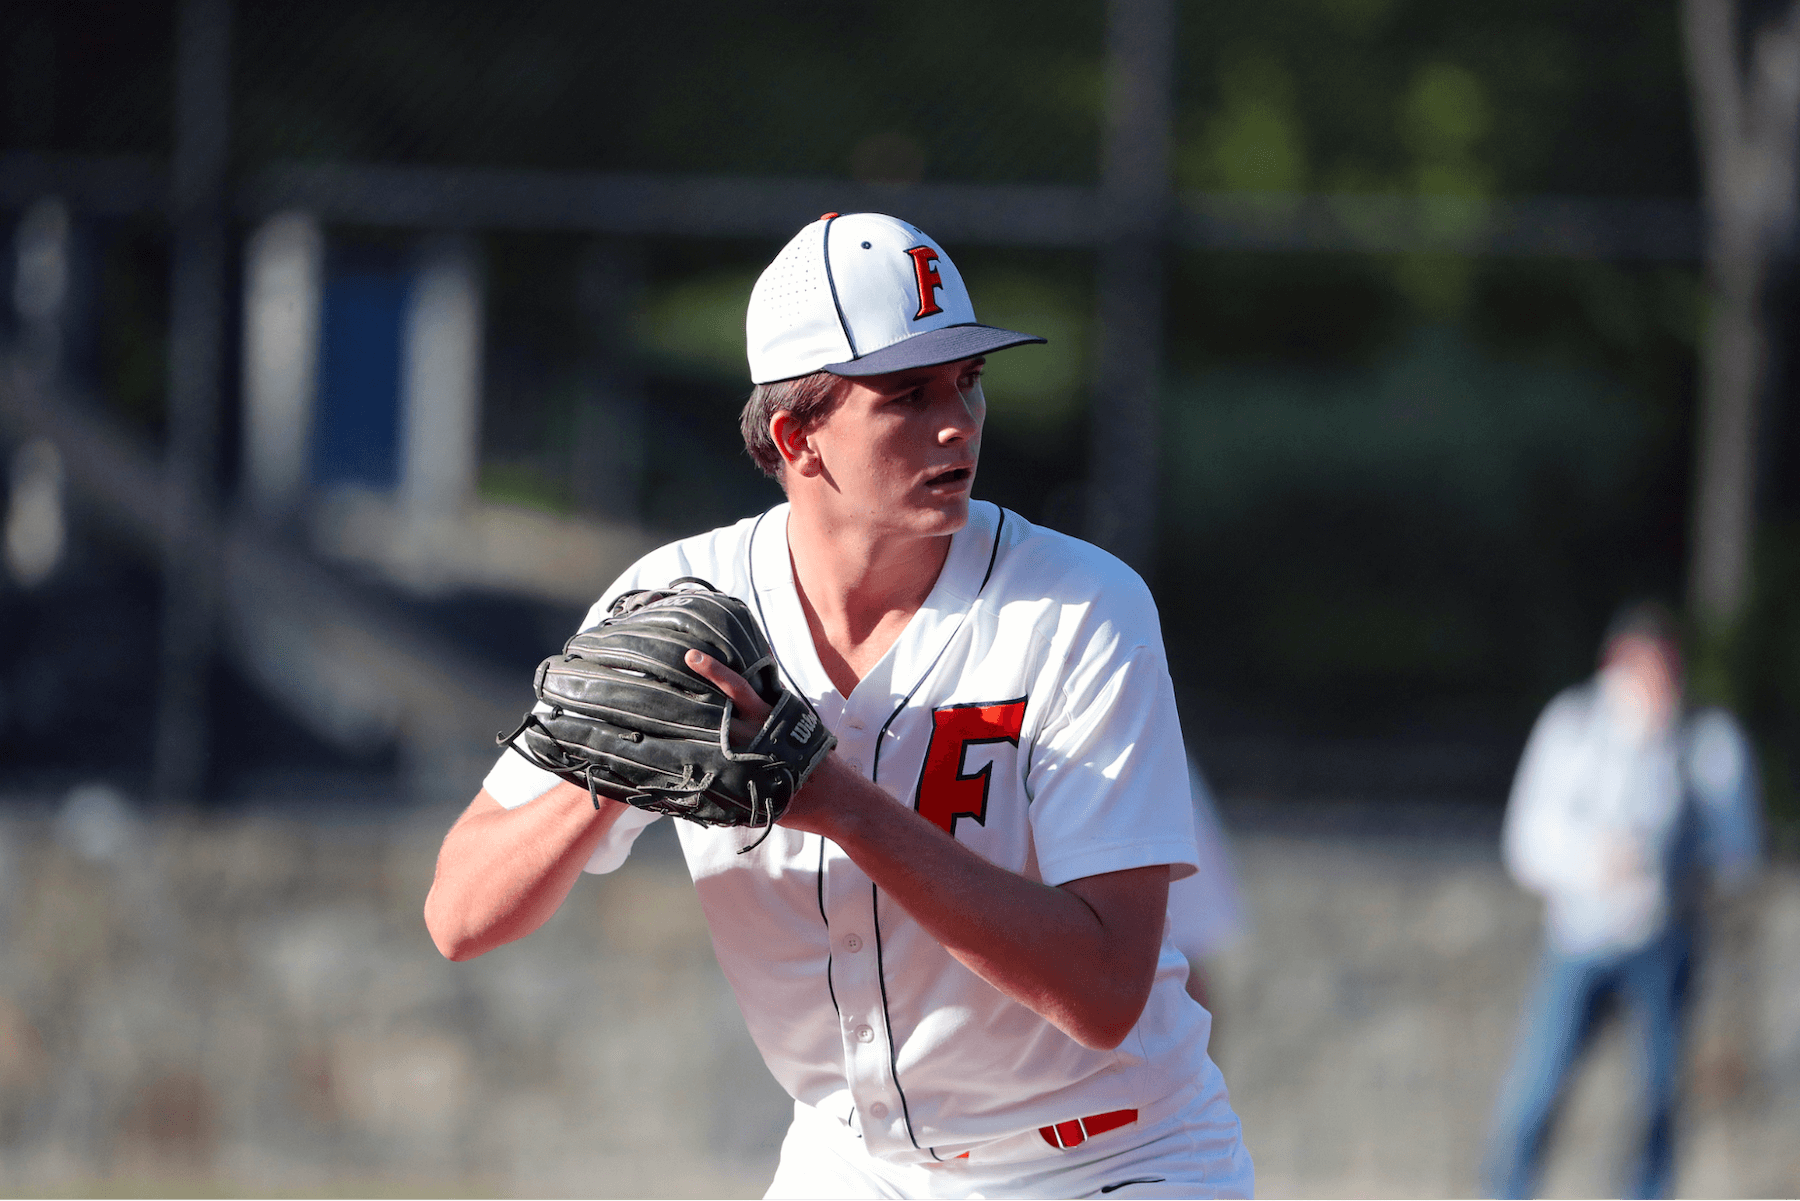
763,1077,1253,1200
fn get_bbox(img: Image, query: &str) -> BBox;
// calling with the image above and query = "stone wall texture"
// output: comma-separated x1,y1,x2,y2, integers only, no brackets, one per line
0,795,1794,1198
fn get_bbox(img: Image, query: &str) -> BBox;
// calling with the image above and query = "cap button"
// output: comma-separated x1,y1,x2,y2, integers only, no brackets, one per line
819,212,840,220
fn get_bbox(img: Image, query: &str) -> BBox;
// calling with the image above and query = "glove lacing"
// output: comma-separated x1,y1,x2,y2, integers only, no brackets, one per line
497,711,781,850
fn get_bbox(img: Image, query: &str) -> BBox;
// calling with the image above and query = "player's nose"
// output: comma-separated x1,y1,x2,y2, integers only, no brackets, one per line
934,381,983,445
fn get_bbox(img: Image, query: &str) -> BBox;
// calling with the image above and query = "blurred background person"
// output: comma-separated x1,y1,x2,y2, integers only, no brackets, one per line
1168,754,1245,1019
1482,601,1763,1199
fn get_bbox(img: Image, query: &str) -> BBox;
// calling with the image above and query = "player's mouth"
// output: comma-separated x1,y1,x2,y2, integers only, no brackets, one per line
923,465,975,491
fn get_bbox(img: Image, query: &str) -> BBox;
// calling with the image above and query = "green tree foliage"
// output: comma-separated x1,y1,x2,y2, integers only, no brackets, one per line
11,0,1768,804
1175,0,1693,200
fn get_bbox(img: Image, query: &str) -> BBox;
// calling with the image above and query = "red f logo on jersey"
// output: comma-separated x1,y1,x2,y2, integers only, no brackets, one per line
914,698,1028,836
904,245,945,320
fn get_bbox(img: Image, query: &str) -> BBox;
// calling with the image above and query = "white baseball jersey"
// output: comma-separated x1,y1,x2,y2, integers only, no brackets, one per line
483,500,1246,1175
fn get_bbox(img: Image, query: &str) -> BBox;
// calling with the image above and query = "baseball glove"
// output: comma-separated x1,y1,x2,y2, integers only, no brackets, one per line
498,577,836,846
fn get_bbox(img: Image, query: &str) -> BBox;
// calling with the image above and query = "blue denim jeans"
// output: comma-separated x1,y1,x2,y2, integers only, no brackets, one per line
1482,921,1694,1199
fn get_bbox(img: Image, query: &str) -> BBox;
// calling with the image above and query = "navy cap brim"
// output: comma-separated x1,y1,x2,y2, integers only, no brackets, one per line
822,323,1045,377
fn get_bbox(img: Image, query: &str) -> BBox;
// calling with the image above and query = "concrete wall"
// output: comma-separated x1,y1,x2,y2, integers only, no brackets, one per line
0,795,1794,1198
1210,804,1800,1198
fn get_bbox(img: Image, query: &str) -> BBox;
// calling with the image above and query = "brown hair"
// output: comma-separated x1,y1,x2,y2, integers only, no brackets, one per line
739,370,851,481
1602,599,1681,653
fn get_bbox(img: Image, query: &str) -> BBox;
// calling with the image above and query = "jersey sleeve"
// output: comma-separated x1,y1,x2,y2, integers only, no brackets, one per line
1501,688,1610,897
1024,628,1200,888
476,548,689,873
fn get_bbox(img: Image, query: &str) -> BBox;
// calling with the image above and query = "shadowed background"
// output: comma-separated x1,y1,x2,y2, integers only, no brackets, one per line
0,0,1796,1196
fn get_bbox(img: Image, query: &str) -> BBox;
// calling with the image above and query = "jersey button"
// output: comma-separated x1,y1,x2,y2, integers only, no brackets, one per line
846,715,866,730
869,1101,889,1120
855,1024,874,1043
843,933,863,952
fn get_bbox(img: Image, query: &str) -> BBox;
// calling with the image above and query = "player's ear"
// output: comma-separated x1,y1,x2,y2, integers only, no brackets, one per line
770,410,823,479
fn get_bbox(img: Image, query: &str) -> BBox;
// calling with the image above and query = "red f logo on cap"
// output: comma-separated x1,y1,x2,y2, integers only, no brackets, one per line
904,245,945,320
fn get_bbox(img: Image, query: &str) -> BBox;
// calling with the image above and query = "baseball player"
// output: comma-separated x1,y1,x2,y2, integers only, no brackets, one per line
424,213,1253,1199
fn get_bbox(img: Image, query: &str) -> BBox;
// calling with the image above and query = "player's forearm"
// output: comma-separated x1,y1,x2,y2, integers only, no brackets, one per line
788,756,1167,1050
424,783,626,961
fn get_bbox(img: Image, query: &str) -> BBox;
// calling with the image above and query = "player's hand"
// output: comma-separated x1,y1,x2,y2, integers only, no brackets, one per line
1599,834,1651,888
686,650,773,747
688,648,843,832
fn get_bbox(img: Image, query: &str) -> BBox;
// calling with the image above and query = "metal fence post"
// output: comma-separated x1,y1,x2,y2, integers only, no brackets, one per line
152,0,231,804
1089,0,1175,576
241,210,323,528
572,237,646,520
398,231,484,570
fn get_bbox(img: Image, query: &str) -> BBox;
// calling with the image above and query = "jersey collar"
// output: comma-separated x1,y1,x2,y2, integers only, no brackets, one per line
748,501,1003,720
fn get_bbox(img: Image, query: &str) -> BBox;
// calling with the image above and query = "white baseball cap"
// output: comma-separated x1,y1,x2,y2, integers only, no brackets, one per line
746,212,1045,384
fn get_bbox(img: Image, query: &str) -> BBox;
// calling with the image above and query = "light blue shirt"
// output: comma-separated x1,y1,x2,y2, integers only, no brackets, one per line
1502,678,1762,955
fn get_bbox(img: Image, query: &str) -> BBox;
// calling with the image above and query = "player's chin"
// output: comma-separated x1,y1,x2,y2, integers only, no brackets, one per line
899,491,971,535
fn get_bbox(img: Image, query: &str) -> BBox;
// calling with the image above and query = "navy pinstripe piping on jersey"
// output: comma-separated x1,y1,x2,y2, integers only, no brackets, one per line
978,503,1007,591
867,503,1008,785
1101,1178,1168,1193
746,509,828,716
744,511,832,796
865,502,1007,1161
746,508,840,1018
747,502,1010,1162
818,838,838,1016
819,215,858,358
869,879,928,1154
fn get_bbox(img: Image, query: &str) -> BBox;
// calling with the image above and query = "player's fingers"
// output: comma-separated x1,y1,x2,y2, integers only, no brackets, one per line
687,649,772,723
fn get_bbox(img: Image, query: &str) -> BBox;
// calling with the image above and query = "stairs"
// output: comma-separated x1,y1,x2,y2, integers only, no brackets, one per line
0,355,647,804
